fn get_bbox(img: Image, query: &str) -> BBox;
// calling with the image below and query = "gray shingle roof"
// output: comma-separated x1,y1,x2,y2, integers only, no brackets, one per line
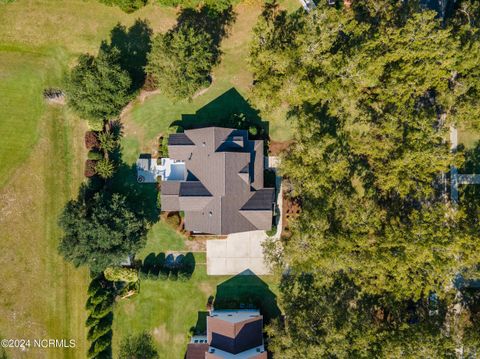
160,127,273,235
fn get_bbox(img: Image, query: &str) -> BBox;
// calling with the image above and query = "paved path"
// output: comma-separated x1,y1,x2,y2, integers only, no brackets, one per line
207,231,270,275
206,162,283,276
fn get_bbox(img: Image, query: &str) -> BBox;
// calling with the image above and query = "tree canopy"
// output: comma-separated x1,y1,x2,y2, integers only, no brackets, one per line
58,191,147,273
251,1,480,356
65,49,132,122
146,3,234,99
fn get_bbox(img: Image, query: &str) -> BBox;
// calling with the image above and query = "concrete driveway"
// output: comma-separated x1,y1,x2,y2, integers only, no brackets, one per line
206,231,270,275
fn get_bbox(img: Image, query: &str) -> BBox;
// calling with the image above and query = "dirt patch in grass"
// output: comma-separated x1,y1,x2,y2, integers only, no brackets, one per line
185,239,207,252
281,192,301,239
269,140,294,156
199,282,215,297
152,324,168,344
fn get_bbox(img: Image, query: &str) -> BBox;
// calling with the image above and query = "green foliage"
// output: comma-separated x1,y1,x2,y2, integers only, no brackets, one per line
252,1,480,356
99,0,146,13
65,49,132,121
104,267,139,282
119,332,159,359
146,25,215,99
253,0,480,301
88,118,105,132
265,225,276,237
248,125,258,136
95,158,115,179
92,331,113,355
98,131,118,153
87,314,113,341
58,191,147,273
86,313,100,328
146,4,234,99
92,300,114,319
88,150,104,161
267,273,461,358
159,136,169,158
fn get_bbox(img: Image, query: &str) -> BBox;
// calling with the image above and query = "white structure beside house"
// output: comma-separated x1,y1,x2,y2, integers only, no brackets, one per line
136,157,186,183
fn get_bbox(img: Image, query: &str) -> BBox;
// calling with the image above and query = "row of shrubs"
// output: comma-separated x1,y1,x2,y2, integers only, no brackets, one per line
140,253,195,282
84,126,119,179
85,276,116,359
98,0,237,14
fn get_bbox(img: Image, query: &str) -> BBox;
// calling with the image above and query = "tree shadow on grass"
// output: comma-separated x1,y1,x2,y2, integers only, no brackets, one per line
101,19,153,92
170,88,269,141
213,270,281,325
106,162,159,224
140,252,196,279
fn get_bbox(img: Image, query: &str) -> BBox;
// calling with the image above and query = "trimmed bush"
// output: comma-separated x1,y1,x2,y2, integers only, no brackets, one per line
248,125,258,137
87,314,113,341
85,160,97,177
86,313,100,328
85,131,100,149
88,150,104,160
91,300,114,319
104,267,138,282
95,158,115,179
87,118,105,132
169,268,178,281
87,279,103,296
93,330,113,353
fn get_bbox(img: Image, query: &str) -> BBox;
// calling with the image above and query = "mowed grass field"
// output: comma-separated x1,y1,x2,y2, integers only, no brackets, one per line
0,1,178,358
121,0,297,163
0,0,297,358
112,251,280,359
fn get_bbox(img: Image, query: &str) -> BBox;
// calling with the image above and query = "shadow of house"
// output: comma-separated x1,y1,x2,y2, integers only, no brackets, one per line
100,19,153,92
171,88,269,141
213,270,281,325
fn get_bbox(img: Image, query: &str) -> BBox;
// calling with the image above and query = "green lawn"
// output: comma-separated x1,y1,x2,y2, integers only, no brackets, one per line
139,221,187,254
458,126,480,150
112,260,280,359
0,105,90,358
0,1,179,358
121,0,296,164
0,1,295,358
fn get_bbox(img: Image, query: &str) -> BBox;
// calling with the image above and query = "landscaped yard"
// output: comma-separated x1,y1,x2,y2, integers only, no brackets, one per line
120,0,298,164
0,0,296,357
112,250,280,359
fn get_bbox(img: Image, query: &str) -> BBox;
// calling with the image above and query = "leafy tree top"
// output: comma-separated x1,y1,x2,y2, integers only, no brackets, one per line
58,191,147,273
66,49,132,121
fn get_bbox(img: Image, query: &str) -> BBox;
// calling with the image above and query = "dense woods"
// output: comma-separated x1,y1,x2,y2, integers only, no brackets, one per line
252,1,480,357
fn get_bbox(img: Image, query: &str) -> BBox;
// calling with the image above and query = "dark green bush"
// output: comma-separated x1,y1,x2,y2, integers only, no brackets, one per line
266,225,277,237
92,300,114,319
86,313,100,328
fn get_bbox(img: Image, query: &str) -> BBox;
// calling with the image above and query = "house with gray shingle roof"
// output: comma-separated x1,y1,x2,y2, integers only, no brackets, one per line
160,127,274,235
